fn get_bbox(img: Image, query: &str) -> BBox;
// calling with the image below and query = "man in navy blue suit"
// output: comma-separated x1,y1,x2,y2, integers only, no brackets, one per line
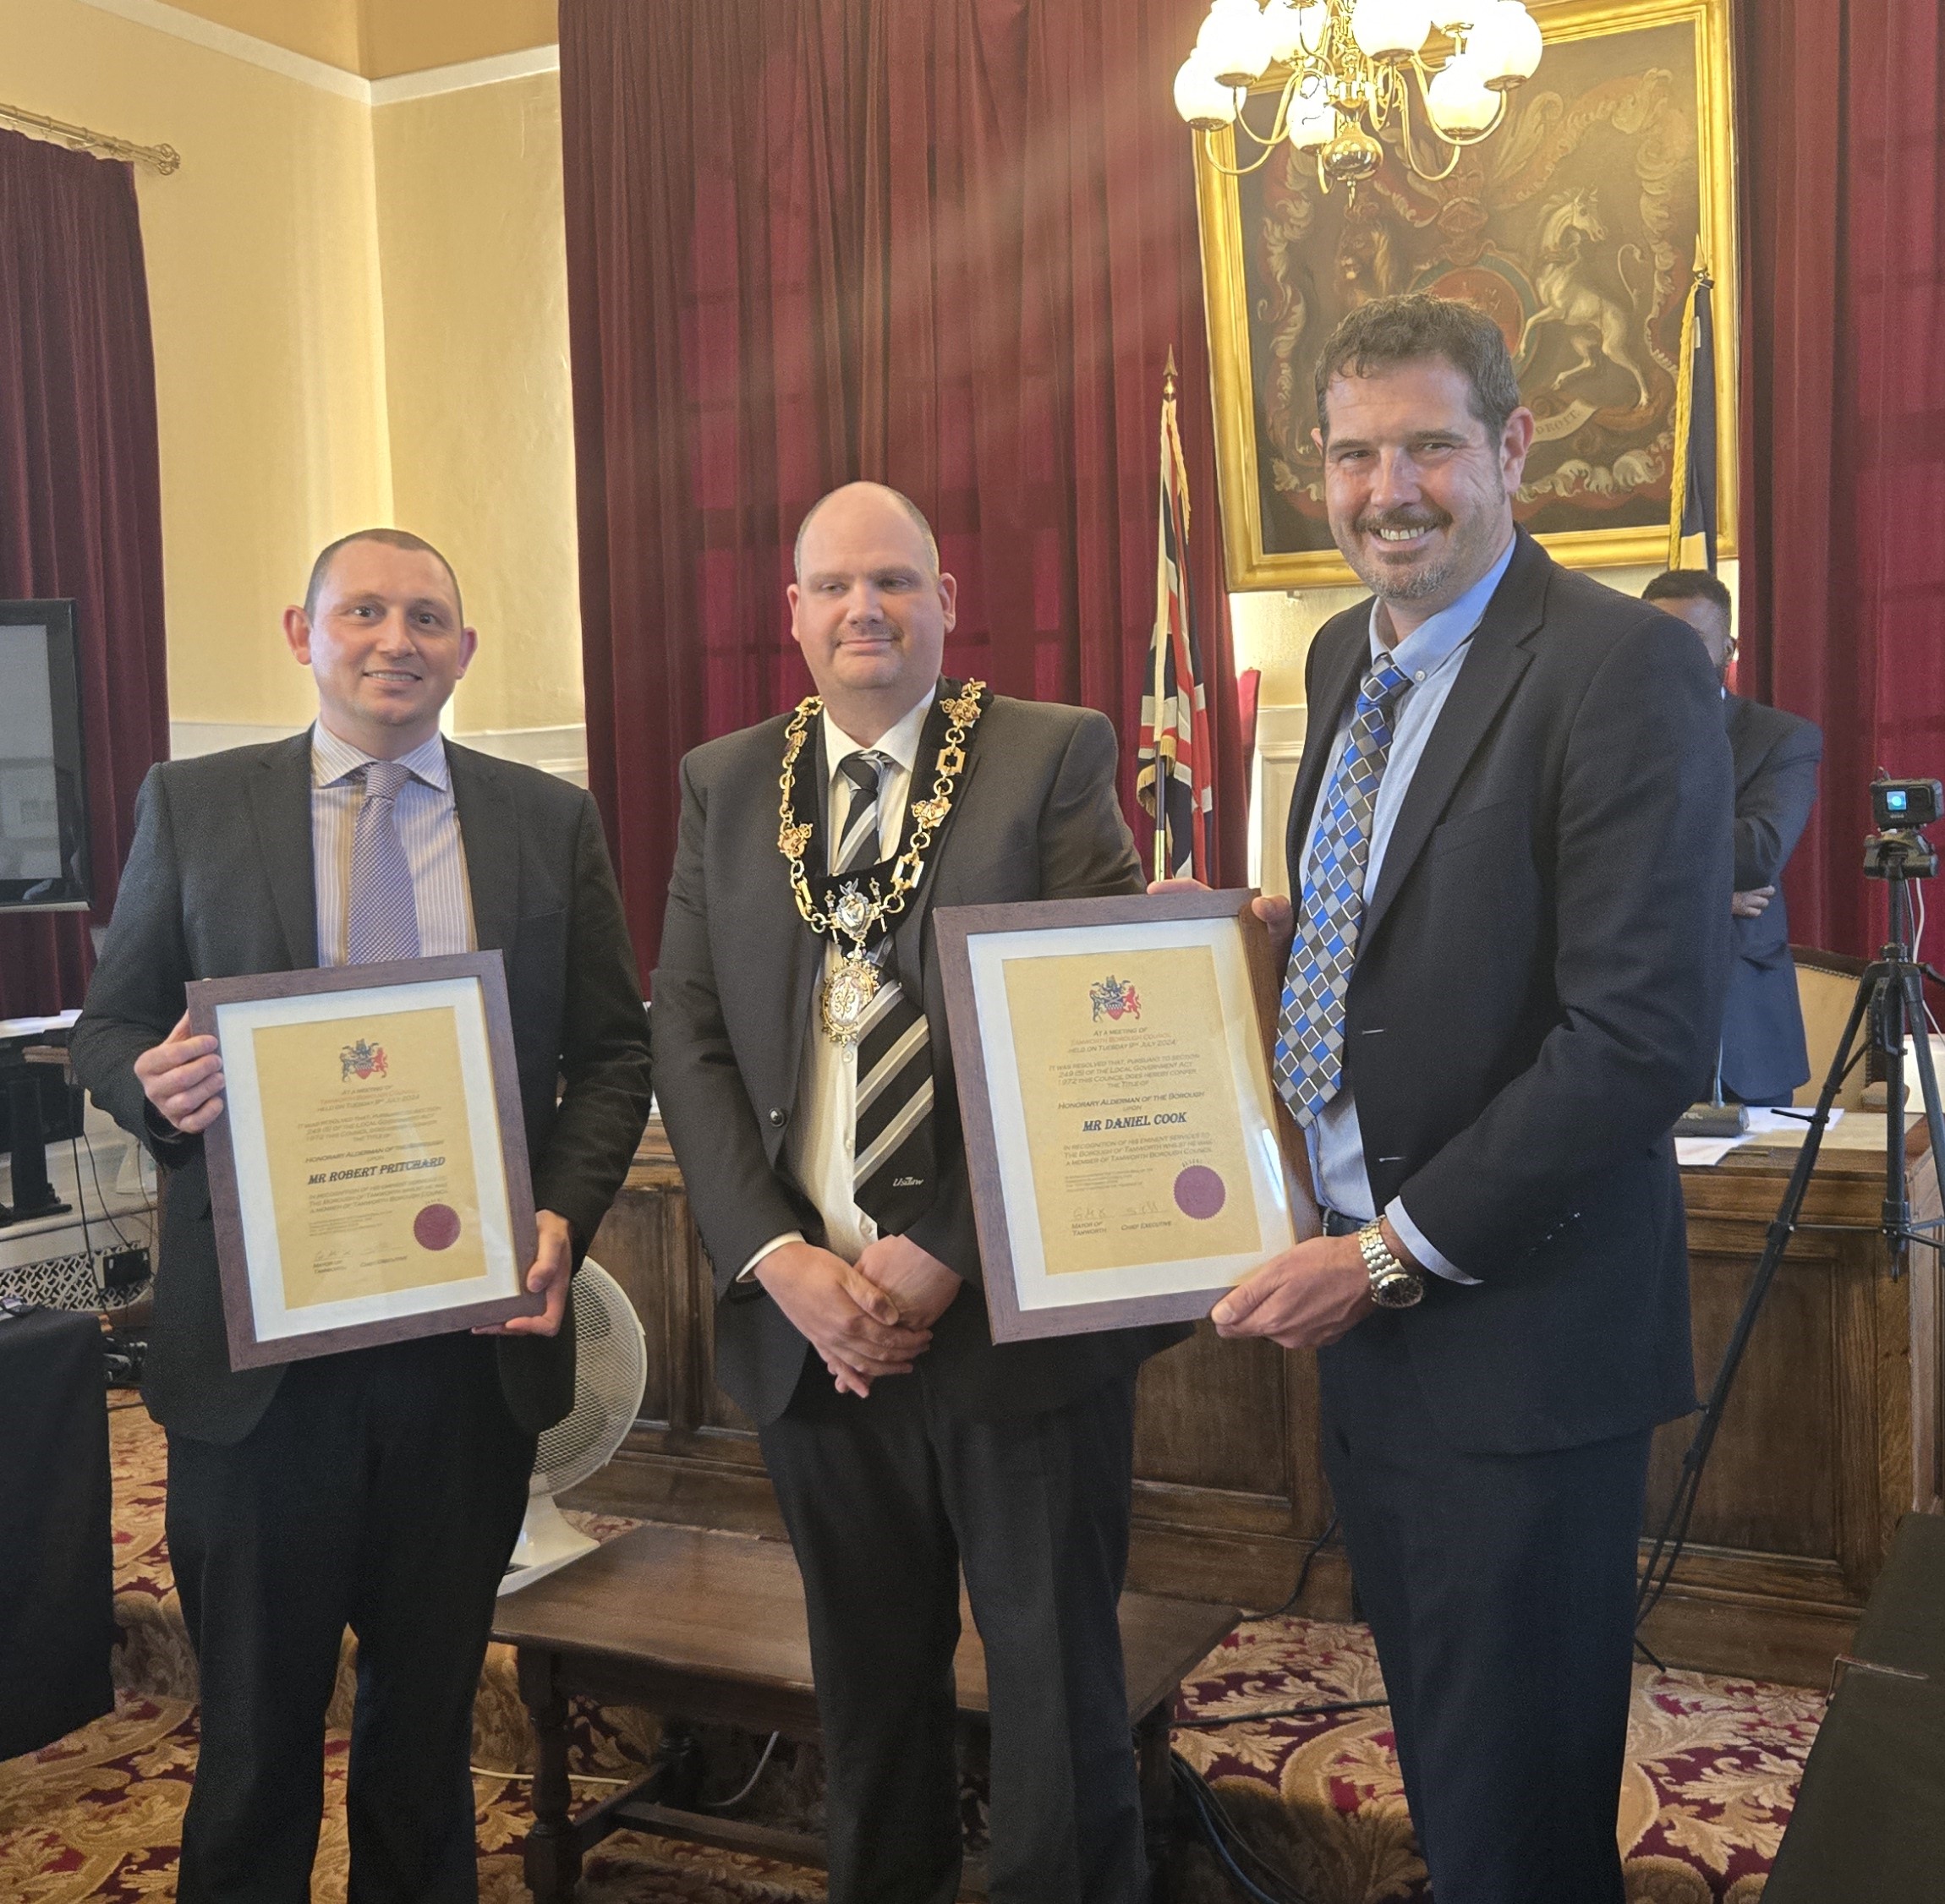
1179,297,1733,1903
1644,568,1822,1105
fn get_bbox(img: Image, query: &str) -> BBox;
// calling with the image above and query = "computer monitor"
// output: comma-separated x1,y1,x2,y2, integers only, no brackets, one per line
0,601,92,912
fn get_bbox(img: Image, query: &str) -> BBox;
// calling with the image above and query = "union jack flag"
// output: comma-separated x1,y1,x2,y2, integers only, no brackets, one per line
1136,352,1212,881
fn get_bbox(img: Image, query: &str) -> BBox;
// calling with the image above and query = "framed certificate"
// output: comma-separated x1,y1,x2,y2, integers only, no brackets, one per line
935,889,1319,1343
186,952,541,1368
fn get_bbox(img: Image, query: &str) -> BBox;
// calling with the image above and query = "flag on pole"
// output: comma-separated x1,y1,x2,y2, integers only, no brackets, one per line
1137,352,1213,881
1667,265,1718,572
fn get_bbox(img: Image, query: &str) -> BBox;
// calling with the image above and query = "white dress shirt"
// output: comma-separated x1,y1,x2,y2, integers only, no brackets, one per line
741,689,936,1277
310,721,476,966
1297,534,1518,1283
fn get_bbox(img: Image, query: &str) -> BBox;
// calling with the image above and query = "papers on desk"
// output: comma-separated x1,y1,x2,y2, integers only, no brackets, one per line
0,1009,79,1040
1674,1105,1887,1168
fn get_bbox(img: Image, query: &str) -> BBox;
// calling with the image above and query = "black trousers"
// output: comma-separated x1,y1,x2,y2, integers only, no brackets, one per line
165,1332,534,1904
759,1359,1146,1904
1318,1316,1652,1904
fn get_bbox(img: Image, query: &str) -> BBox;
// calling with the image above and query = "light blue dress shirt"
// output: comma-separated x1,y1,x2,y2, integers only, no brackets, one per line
1298,533,1519,1283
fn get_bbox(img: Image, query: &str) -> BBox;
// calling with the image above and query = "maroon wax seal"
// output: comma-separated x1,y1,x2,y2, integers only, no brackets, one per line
414,1204,462,1251
1173,1166,1226,1221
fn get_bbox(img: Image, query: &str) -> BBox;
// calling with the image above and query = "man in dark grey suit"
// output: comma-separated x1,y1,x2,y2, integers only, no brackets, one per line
1184,299,1733,1903
1644,568,1823,1104
651,482,1184,1904
71,530,651,1904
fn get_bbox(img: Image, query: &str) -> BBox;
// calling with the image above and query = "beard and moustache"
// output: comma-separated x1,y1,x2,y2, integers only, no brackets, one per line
1334,505,1460,603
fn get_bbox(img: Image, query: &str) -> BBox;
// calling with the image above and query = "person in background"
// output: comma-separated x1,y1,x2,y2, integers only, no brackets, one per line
1644,569,1822,1106
71,529,652,1904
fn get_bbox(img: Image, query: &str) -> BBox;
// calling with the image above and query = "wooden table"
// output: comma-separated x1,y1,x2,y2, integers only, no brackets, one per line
581,1119,1940,1687
493,1520,1239,1900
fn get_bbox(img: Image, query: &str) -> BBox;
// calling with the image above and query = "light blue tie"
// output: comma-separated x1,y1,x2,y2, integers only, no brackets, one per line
346,759,421,965
1274,656,1413,1124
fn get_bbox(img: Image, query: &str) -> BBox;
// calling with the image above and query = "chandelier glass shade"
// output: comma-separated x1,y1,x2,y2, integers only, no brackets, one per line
1175,0,1543,189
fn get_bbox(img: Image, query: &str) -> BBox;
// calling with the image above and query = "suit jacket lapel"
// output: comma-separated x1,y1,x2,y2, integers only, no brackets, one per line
251,732,319,969
1361,532,1548,947
1284,622,1367,889
447,742,521,953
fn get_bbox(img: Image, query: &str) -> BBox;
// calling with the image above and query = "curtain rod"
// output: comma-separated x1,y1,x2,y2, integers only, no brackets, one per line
0,102,179,175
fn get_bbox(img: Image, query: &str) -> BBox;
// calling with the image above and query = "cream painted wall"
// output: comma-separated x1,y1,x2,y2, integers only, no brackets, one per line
7,0,394,734
371,74,583,735
359,0,555,80
137,0,362,72
142,0,556,78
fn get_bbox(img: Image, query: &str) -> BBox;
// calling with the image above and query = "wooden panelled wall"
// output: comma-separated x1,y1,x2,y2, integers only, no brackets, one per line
576,1124,1942,1689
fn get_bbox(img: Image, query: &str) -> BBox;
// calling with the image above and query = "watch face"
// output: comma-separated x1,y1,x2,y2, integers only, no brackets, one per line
1371,1269,1424,1310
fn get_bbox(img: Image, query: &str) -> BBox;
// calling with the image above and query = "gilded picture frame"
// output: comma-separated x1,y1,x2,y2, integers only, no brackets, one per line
1194,0,1739,589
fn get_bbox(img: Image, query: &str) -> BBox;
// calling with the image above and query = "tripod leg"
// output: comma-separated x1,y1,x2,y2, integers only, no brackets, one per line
1637,965,1876,1627
1898,966,1945,1250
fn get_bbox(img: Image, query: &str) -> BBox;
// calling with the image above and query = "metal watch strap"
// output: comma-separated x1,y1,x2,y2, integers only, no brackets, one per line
1357,1219,1424,1309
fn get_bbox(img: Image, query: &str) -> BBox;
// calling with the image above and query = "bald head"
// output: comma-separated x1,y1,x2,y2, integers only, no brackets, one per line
793,483,940,583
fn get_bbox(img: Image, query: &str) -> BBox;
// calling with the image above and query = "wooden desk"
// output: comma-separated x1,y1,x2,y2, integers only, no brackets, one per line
493,1520,1237,1898
579,1121,1941,1688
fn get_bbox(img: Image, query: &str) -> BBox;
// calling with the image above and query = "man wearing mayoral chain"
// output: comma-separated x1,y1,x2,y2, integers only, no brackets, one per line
1169,297,1733,1902
72,530,652,1902
653,481,1186,1903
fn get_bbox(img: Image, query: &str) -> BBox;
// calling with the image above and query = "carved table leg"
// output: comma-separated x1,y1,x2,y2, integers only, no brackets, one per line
1136,1698,1177,1903
518,1648,583,1903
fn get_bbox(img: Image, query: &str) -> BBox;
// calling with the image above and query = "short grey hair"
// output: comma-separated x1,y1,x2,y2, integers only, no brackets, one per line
1313,294,1523,443
793,483,940,581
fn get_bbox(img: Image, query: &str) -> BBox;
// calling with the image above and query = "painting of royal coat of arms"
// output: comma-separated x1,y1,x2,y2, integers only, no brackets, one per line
1194,0,1737,588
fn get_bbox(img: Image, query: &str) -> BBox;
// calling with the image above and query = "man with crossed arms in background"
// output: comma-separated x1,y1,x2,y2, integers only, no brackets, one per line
1643,566,1822,1107
652,481,1186,1904
1168,298,1732,1901
72,530,651,1903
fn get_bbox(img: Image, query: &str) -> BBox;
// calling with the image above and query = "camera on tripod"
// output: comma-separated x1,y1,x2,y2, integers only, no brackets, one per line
1866,777,1941,879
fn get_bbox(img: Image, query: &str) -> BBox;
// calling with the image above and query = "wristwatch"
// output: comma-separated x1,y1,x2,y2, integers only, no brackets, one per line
1357,1221,1425,1310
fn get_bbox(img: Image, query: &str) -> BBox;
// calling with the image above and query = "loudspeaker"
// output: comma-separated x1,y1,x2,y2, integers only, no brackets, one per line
1763,1513,1945,1900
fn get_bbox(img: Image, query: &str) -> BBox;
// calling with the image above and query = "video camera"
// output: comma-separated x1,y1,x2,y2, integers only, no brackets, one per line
1865,777,1940,881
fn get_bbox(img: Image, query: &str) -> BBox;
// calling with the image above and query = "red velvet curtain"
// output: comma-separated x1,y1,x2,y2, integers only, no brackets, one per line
1736,0,1945,957
562,0,1245,982
0,133,168,1015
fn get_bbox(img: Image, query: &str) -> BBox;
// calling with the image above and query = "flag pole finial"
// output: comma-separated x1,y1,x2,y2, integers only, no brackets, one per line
1164,347,1178,400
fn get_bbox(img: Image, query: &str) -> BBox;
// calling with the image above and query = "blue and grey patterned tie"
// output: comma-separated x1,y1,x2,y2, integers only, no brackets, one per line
346,759,421,965
1274,656,1413,1124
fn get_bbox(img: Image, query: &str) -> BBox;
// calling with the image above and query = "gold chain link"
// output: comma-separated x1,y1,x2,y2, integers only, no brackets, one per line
776,681,986,939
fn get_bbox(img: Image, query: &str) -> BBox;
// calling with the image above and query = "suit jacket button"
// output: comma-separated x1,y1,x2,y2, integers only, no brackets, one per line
768,1108,786,1128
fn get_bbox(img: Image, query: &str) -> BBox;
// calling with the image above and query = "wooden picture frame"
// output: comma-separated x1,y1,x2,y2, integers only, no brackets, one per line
1195,0,1739,588
187,951,540,1368
935,888,1319,1343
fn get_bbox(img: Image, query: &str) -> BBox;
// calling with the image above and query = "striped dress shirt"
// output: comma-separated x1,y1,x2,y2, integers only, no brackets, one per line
310,722,476,966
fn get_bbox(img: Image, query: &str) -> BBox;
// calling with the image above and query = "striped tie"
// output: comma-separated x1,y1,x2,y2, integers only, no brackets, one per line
1274,656,1413,1124
346,759,422,965
835,752,936,1231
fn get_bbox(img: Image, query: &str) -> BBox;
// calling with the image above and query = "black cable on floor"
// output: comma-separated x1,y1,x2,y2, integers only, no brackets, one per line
1175,1695,1389,1729
1170,1752,1312,1904
1241,1511,1340,1623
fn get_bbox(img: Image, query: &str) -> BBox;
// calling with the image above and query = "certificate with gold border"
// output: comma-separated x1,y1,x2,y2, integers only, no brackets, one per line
186,952,541,1368
936,889,1319,1343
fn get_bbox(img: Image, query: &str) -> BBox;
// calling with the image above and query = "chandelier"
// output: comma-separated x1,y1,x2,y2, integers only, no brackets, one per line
1174,0,1544,190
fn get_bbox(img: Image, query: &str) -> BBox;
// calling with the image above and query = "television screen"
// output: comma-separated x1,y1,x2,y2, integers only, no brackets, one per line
0,601,92,911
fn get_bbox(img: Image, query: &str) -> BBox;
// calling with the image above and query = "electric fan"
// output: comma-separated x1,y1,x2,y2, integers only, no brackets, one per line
498,1259,647,1595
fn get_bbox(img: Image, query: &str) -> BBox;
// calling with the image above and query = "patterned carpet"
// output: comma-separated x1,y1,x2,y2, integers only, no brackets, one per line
0,1397,1822,1902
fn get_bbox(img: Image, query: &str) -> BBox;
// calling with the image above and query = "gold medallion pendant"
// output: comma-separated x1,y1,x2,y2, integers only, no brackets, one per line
821,953,880,1045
